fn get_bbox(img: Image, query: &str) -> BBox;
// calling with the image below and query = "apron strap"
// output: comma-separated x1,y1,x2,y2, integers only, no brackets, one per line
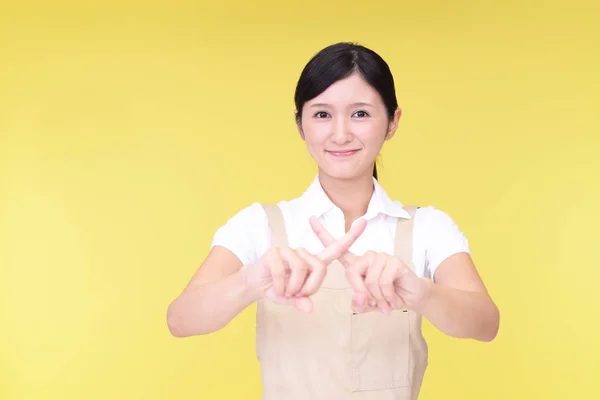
261,203,289,248
394,206,418,270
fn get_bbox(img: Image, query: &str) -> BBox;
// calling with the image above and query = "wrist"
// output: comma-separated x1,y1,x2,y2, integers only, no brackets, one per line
412,278,433,313
239,264,263,303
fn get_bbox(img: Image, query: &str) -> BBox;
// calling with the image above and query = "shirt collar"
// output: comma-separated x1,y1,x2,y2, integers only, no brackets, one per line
300,174,411,220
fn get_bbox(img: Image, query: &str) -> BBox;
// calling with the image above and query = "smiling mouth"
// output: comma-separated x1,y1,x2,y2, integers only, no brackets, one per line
326,149,361,157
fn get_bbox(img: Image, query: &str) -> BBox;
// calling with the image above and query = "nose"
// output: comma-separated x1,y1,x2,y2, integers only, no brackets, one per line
330,117,353,145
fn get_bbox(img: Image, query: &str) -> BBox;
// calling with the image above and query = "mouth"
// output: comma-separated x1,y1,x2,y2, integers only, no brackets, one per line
326,149,361,157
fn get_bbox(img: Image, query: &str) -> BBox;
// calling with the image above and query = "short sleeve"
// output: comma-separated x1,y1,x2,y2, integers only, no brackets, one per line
415,206,471,280
210,202,270,266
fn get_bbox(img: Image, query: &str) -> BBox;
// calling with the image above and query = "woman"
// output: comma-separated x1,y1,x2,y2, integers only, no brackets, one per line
167,42,499,400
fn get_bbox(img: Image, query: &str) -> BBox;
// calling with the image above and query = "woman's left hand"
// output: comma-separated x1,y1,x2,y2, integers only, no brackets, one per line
309,217,432,314
347,251,431,314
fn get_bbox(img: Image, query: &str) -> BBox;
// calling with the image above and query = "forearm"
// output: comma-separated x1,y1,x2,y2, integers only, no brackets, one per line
167,267,260,337
415,279,499,342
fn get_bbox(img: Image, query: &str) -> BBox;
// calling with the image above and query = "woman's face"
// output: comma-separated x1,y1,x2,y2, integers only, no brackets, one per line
298,72,401,181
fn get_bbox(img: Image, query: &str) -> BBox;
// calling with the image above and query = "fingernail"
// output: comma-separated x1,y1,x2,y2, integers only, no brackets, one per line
369,299,376,307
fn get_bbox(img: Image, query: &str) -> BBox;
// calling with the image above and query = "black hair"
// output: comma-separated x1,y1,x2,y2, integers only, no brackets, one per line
294,42,399,180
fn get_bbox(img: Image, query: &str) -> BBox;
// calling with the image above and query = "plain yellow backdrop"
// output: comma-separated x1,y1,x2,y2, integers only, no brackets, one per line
1,1,598,399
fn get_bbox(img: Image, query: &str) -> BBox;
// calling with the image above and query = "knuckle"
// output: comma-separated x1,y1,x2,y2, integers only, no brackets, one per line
302,285,316,296
311,263,324,275
270,266,284,277
279,247,292,258
365,280,378,290
296,262,308,272
365,272,377,283
266,248,280,262
381,283,394,294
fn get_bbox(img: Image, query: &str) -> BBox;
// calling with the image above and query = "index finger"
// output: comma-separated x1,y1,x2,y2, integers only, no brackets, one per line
316,218,367,264
309,215,336,247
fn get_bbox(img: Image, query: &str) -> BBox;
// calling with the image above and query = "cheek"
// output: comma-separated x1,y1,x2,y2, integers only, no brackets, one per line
301,122,329,146
353,122,387,144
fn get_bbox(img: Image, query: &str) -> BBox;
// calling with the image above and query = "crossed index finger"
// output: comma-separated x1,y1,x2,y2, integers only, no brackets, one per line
311,216,366,265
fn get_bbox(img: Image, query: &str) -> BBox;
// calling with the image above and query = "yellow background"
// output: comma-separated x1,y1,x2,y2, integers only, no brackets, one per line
1,0,598,399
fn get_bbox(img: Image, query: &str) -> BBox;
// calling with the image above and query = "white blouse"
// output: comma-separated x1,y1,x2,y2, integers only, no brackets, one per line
211,175,471,280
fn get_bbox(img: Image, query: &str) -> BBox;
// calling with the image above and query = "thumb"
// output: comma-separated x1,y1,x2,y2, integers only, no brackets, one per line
294,296,313,313
351,292,380,314
266,288,314,313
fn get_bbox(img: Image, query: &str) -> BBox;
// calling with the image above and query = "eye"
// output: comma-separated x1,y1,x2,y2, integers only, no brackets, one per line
314,111,329,119
352,110,370,118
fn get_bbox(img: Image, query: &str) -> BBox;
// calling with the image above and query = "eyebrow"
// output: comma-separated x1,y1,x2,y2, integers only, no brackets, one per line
309,102,374,108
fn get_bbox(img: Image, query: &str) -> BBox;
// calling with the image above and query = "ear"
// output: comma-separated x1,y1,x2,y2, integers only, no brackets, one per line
295,110,305,140
385,107,402,141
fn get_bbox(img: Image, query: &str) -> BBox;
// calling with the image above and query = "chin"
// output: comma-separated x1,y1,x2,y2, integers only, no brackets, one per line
321,167,364,181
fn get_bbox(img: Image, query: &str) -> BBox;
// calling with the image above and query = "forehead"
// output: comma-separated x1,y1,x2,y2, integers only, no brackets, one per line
306,72,382,106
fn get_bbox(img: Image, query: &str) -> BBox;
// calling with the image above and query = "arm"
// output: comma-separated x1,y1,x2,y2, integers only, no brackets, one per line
166,215,367,336
415,252,499,342
166,202,268,337
166,246,260,338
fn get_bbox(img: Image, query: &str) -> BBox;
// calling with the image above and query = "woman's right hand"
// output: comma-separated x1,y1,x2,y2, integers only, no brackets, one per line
243,218,367,313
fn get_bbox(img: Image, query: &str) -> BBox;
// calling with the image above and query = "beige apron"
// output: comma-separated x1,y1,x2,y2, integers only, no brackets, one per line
256,204,428,400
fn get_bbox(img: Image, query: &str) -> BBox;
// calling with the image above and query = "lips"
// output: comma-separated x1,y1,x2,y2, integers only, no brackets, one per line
327,149,360,157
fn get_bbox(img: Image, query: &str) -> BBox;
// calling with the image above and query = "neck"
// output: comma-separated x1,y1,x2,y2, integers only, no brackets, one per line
318,170,374,230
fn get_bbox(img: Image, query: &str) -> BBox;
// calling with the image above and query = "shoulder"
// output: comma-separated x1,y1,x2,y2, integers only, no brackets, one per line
413,205,461,228
210,202,271,266
213,202,271,235
214,195,303,241
412,205,471,278
225,201,269,223
412,205,469,244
